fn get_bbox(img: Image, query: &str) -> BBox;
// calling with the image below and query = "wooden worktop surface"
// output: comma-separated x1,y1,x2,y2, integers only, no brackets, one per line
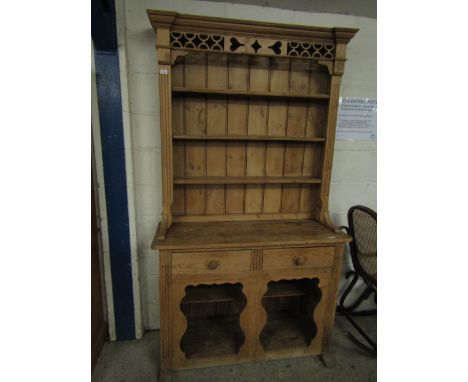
152,220,350,250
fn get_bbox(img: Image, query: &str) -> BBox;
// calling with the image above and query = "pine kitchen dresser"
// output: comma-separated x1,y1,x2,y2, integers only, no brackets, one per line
147,9,357,379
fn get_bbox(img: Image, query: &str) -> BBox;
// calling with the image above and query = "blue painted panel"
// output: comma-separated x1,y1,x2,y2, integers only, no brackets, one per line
91,0,117,51
94,51,135,341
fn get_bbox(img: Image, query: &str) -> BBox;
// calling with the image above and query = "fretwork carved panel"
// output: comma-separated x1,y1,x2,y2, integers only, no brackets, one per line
287,42,335,59
170,31,335,59
171,32,224,51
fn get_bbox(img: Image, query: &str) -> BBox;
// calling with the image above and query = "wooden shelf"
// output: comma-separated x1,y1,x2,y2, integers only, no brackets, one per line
260,314,311,352
173,135,326,143
172,87,329,100
180,316,244,359
263,281,309,299
173,176,322,185
182,285,244,305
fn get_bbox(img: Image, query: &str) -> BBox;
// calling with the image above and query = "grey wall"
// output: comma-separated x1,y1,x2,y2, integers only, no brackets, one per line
197,0,377,19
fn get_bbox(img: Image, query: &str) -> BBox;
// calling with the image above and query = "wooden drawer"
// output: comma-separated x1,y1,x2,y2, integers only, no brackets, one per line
263,247,335,271
171,250,251,275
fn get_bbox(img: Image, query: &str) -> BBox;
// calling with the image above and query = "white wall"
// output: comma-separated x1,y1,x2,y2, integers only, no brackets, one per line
116,0,377,329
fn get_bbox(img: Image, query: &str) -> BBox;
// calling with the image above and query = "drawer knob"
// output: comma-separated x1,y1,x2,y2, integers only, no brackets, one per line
207,260,219,270
293,256,307,266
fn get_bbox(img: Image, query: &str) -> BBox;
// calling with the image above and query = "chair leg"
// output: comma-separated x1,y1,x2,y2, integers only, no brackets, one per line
337,271,359,313
345,285,377,316
343,312,377,357
337,273,377,315
348,308,377,316
346,332,377,357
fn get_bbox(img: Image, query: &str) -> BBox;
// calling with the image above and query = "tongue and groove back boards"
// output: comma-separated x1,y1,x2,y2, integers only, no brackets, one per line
226,55,248,215
171,53,329,221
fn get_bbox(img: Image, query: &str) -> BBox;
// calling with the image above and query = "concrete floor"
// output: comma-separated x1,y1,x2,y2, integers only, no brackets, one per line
92,315,376,382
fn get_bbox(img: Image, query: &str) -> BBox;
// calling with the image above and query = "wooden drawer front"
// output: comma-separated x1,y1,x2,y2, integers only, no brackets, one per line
263,247,335,271
171,250,251,275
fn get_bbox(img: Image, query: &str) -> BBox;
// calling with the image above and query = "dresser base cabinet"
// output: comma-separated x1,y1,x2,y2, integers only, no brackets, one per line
154,220,349,374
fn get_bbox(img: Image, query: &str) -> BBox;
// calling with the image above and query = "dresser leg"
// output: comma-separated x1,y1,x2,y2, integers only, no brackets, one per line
320,350,337,368
159,369,173,382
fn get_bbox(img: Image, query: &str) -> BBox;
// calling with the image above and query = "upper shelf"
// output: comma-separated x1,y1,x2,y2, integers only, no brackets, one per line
172,87,329,100
173,135,325,143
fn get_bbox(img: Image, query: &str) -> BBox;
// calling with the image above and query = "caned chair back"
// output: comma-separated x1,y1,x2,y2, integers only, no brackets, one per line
348,206,377,284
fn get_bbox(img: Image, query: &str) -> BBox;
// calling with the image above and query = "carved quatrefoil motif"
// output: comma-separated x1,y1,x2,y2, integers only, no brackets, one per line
251,40,262,53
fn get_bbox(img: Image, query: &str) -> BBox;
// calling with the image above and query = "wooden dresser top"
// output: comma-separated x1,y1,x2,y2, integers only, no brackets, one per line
153,220,350,250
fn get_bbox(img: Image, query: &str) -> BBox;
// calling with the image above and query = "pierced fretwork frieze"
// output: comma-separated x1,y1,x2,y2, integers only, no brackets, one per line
226,36,285,56
287,42,335,59
170,32,224,51
170,31,335,60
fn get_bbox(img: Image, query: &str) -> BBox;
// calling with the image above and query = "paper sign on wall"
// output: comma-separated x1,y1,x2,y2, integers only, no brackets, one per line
336,97,377,140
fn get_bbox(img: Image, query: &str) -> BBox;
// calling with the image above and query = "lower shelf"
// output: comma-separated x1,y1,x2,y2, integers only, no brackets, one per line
178,280,322,361
180,316,245,359
260,313,312,352
173,176,322,184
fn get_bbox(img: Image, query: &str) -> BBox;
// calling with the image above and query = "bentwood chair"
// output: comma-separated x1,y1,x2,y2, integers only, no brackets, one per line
337,205,377,356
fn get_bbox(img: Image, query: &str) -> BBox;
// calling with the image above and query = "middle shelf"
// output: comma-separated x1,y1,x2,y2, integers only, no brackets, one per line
173,135,326,142
173,176,322,185
181,282,311,306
